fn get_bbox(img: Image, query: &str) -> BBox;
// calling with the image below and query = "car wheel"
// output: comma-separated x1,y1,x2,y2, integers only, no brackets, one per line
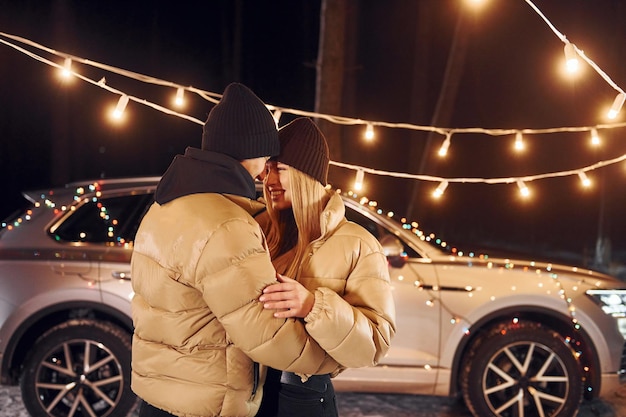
461,321,583,417
20,319,136,417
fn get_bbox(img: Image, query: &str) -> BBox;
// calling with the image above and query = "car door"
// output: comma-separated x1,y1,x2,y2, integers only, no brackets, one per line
343,203,442,393
52,192,153,313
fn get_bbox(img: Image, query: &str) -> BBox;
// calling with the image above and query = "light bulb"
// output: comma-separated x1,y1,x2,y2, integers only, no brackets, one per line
438,134,451,157
432,181,449,198
112,95,129,120
564,42,579,73
174,87,185,107
61,57,72,78
364,123,375,141
578,172,591,187
354,169,365,191
607,92,626,119
590,128,601,146
516,180,530,197
514,132,525,151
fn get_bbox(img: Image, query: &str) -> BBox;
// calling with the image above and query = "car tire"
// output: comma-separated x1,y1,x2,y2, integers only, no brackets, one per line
20,318,137,417
461,321,583,417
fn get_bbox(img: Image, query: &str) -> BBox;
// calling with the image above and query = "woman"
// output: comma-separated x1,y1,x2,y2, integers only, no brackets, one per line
256,117,396,417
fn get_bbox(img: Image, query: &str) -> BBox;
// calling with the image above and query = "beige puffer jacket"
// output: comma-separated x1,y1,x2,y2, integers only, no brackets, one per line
131,193,339,417
262,192,396,370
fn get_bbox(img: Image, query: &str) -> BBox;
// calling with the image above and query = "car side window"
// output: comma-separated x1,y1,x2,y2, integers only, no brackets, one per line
345,205,420,258
51,193,154,245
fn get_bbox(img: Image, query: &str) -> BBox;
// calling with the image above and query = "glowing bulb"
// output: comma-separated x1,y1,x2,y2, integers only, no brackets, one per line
564,42,579,73
60,57,72,79
438,134,451,157
578,171,591,187
516,180,530,197
465,0,487,7
607,92,626,119
354,169,365,191
432,180,449,199
514,131,525,151
590,128,601,146
364,123,375,141
174,87,185,107
112,95,129,120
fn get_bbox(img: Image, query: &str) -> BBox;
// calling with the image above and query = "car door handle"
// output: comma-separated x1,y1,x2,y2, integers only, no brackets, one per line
112,271,131,280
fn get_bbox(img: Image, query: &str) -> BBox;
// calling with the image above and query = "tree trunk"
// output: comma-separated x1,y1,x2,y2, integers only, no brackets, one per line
315,0,347,175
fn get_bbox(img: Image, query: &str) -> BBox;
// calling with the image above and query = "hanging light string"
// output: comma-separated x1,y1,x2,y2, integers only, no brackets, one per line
1,28,624,136
524,0,625,98
1,0,625,195
0,33,207,125
331,152,626,185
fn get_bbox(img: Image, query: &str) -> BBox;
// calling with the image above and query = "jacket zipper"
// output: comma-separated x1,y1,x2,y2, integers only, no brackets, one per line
251,362,259,397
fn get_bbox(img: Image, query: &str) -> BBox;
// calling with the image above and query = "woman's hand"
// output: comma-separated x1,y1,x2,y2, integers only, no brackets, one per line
259,274,315,318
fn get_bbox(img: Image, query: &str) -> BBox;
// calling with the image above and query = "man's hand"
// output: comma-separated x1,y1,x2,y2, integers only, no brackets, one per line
259,274,315,318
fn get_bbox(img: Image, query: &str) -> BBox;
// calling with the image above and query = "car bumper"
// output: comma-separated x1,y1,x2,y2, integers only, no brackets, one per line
599,341,626,398
599,372,626,398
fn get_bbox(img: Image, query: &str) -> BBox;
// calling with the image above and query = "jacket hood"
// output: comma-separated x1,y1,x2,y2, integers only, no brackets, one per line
155,147,257,204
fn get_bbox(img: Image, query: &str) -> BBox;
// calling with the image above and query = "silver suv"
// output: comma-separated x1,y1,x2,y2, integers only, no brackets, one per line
1,177,625,417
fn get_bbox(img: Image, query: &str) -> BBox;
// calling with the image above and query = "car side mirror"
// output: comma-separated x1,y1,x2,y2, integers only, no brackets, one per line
380,235,407,268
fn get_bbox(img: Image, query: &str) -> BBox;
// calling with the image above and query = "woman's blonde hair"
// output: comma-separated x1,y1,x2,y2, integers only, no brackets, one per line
264,167,331,277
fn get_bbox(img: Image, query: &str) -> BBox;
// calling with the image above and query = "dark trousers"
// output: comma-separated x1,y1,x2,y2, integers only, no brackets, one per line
138,400,177,417
256,368,338,417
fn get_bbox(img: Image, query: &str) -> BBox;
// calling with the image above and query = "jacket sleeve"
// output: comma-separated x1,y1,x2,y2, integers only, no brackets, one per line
303,235,396,368
195,218,340,375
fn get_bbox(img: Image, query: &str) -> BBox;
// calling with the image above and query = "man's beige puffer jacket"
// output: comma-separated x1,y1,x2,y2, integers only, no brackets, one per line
131,193,339,417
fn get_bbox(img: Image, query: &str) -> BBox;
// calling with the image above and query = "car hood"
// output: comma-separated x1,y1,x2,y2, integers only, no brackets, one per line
427,253,623,289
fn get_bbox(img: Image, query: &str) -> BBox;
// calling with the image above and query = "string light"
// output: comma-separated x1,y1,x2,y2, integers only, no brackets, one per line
590,128,601,146
438,133,451,157
354,169,365,191
607,92,626,119
331,152,626,188
1,32,624,140
466,0,487,6
111,95,129,120
60,57,72,79
432,181,449,199
514,131,525,152
577,171,591,187
563,42,579,73
1,7,626,198
516,180,530,198
174,87,185,107
364,123,375,141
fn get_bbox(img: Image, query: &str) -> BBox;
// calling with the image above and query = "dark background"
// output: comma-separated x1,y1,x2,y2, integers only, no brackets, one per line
1,1,625,275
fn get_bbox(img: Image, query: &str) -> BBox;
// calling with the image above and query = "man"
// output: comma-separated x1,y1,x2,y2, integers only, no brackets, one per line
131,83,338,417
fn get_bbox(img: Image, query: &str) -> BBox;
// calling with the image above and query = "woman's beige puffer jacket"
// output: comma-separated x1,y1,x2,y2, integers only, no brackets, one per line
261,192,396,371
298,193,396,368
131,193,339,417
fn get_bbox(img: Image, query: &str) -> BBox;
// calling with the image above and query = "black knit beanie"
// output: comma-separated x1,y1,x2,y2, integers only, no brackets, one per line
276,118,329,185
202,83,280,160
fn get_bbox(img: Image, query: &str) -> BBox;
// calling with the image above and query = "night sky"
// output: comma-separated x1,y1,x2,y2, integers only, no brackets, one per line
1,1,626,273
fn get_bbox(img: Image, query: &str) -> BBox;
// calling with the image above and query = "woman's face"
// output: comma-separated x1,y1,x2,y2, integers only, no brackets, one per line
264,161,292,211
